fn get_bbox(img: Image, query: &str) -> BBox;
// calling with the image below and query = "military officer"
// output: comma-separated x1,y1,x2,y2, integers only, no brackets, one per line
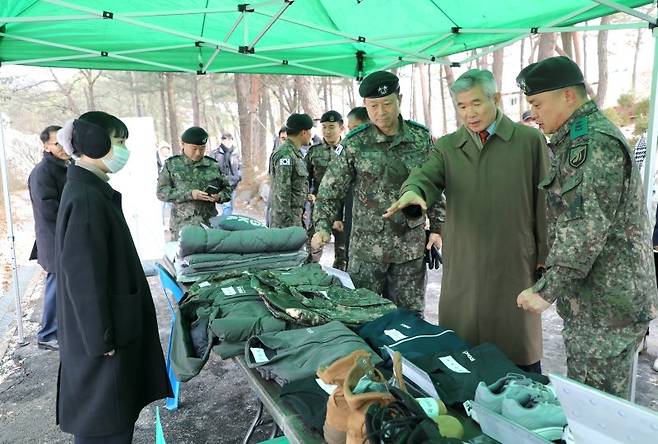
515,56,658,398
311,71,443,313
157,126,231,240
270,113,313,228
306,110,347,268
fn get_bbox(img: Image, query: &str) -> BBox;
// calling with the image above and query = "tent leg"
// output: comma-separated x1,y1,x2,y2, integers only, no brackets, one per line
0,116,25,345
643,28,658,211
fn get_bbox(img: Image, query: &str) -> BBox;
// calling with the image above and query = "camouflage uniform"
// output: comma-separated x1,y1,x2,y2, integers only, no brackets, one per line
270,139,309,228
156,154,231,240
313,119,444,312
533,100,658,398
305,139,347,268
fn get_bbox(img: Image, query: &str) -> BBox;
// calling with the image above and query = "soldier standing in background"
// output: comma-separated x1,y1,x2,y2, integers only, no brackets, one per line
269,114,313,228
306,110,347,269
157,126,231,240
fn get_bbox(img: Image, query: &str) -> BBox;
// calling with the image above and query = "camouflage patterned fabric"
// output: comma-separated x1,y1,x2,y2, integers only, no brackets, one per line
270,139,309,228
305,139,347,268
533,100,658,396
156,154,231,240
313,118,443,309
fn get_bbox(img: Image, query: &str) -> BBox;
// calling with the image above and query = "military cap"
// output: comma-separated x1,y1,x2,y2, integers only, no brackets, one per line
181,126,209,145
516,56,584,96
359,71,400,98
285,113,314,132
320,110,343,123
522,110,533,121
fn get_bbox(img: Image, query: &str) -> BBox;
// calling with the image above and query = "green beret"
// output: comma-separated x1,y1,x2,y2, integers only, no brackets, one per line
516,56,584,96
359,71,400,98
181,126,209,145
285,113,314,132
320,110,343,123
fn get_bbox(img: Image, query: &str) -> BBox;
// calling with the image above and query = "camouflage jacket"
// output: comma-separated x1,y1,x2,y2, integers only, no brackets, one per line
305,139,343,195
156,154,231,238
533,101,658,327
270,139,309,228
313,117,444,264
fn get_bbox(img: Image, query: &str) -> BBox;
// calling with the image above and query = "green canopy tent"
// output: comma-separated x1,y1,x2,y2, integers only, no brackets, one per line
1,0,657,343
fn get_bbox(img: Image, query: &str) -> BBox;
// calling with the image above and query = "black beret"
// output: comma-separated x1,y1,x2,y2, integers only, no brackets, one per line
181,126,209,145
72,118,111,159
320,110,343,123
359,71,400,98
285,113,314,132
516,56,584,96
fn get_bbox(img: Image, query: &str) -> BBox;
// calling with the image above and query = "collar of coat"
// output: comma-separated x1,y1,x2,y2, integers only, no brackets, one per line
68,164,118,200
550,100,598,147
371,116,417,146
452,111,515,149
43,151,70,168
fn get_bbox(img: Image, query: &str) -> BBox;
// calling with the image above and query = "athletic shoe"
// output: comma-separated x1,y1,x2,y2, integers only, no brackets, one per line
501,394,567,441
475,373,556,413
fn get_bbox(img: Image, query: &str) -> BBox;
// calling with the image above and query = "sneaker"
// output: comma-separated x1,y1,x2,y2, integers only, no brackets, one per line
501,394,567,441
475,373,556,413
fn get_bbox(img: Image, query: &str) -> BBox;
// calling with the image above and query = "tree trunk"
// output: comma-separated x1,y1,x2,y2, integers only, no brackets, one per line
49,69,80,116
440,65,448,134
410,64,418,121
128,72,144,117
79,69,102,110
159,74,169,144
420,64,432,130
492,48,504,112
442,59,458,118
537,33,556,61
561,33,574,59
519,38,526,117
191,74,201,127
583,22,588,79
235,74,253,181
165,73,180,154
255,88,270,173
296,76,323,119
572,32,583,67
595,16,610,107
632,28,642,96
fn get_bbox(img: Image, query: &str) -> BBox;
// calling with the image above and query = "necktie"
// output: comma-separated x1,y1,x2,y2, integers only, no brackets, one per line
478,130,489,145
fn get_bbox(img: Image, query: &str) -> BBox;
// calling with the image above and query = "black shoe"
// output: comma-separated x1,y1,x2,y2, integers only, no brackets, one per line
37,339,59,351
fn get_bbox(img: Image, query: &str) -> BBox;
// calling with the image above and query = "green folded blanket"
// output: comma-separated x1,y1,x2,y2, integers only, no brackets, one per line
179,225,307,256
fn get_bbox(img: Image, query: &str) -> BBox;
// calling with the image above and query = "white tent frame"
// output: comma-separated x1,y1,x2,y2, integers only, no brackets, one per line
1,0,656,348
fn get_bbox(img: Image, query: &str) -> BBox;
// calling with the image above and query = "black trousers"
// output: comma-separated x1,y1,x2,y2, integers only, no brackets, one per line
517,361,542,374
74,425,135,444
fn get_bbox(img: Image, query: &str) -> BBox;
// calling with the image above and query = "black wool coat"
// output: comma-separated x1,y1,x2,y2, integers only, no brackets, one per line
28,152,69,272
55,165,172,437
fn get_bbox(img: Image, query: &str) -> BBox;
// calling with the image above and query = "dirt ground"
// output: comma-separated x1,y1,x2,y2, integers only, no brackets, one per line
1,200,658,443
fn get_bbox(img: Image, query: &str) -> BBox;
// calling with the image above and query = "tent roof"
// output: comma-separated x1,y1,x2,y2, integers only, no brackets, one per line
0,0,654,77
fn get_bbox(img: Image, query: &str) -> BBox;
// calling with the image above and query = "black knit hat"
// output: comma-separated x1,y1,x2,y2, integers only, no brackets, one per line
320,110,343,123
181,126,209,145
359,71,400,98
285,113,314,132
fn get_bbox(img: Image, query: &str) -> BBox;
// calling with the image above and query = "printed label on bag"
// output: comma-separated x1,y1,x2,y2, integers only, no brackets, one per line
198,281,211,288
250,347,269,363
438,356,471,373
315,378,338,395
384,329,407,342
221,286,237,296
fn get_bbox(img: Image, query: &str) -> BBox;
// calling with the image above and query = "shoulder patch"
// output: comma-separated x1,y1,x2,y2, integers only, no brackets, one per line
345,122,371,139
570,117,588,140
568,144,588,168
407,120,429,132
279,157,292,166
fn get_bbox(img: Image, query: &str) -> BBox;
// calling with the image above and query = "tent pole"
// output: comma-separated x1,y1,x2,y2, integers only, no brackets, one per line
0,115,25,345
591,0,657,24
643,27,658,211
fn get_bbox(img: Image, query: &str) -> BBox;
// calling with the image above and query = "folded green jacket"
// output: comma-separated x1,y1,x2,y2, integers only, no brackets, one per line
250,266,397,327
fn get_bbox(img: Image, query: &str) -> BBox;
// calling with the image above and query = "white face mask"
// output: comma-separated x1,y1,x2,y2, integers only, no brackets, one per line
102,144,130,173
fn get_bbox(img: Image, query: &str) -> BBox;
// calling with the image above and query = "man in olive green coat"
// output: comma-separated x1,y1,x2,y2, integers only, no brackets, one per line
385,69,549,370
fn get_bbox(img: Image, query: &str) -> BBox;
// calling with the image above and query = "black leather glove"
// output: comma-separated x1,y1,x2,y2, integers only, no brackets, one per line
424,230,443,270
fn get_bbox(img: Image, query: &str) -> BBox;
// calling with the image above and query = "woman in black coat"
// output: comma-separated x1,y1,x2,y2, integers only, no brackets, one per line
55,111,171,443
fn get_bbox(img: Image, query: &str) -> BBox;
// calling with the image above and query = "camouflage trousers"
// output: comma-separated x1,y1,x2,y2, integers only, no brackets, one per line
348,256,426,314
306,225,347,271
563,321,648,399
